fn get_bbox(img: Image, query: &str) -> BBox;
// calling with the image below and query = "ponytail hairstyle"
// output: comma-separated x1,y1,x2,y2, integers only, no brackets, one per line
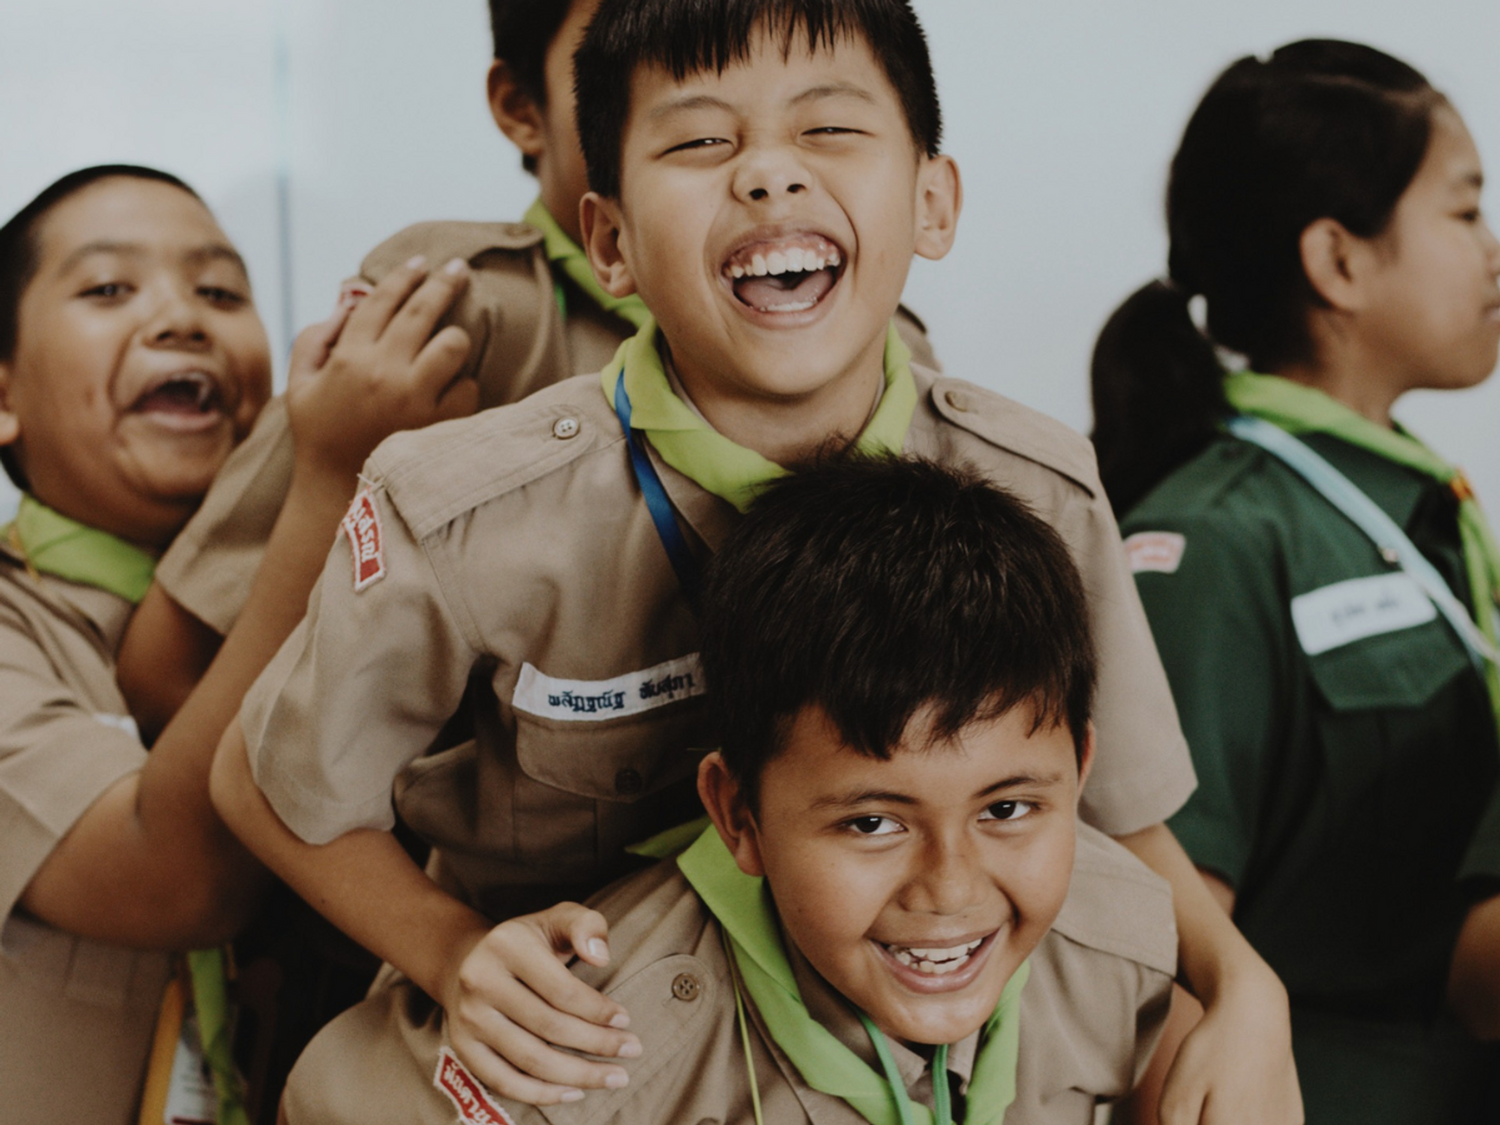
1090,40,1442,514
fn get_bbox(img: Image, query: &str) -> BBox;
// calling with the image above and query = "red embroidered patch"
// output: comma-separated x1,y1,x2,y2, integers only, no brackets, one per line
341,490,386,592
1123,531,1187,575
433,1048,517,1125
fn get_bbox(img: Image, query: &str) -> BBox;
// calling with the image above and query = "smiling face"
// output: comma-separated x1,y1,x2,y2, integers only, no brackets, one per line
581,26,958,432
1359,105,1500,393
706,702,1090,1047
0,176,270,546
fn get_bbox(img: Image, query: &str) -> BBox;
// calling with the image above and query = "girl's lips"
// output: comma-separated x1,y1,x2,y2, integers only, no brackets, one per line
871,928,1001,995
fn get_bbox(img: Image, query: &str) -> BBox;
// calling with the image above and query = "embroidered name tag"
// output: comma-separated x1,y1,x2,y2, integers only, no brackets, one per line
433,1047,516,1125
1290,572,1437,656
512,654,705,722
340,489,386,592
1124,531,1187,575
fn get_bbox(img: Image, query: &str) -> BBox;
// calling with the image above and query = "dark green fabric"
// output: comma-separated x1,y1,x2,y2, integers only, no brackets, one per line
1123,432,1499,1122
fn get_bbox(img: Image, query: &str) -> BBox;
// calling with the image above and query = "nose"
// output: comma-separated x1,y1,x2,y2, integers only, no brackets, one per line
901,832,987,917
143,279,210,350
732,143,811,205
1483,218,1500,278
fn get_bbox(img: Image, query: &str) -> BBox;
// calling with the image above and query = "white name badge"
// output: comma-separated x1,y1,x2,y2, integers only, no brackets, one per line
1290,572,1437,656
512,654,705,722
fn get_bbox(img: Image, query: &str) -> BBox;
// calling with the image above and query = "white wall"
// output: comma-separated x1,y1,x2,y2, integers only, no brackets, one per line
4,0,1500,525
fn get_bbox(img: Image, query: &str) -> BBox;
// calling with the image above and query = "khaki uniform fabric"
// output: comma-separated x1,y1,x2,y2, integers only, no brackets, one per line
281,823,1176,1125
242,363,1193,907
154,220,938,636
0,537,173,1125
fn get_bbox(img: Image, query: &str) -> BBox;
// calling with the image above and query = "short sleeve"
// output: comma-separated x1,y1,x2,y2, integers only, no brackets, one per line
241,481,477,845
0,604,146,924
1127,513,1289,889
154,395,294,636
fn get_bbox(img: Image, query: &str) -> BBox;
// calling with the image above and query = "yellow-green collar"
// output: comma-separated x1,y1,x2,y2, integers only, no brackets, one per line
600,319,917,513
523,198,651,331
3,495,155,605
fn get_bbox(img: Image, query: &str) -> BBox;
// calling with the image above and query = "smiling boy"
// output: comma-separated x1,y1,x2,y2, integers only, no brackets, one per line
282,458,1176,1123
214,1,1293,1119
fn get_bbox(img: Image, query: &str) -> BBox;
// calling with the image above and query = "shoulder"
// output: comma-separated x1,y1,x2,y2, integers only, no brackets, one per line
915,373,1100,498
357,220,544,283
1046,822,1177,977
365,374,624,541
1126,434,1298,530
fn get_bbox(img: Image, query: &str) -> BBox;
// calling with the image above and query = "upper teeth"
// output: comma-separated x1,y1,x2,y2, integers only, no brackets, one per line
887,938,984,975
729,246,841,279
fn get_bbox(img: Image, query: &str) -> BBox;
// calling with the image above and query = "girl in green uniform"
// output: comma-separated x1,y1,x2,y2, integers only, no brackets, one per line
1091,40,1500,1124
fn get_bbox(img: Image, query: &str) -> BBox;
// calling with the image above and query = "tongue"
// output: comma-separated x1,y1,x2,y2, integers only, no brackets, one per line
135,382,213,415
734,268,835,312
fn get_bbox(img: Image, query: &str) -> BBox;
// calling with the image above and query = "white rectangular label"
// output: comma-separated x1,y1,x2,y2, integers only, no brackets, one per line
512,654,705,722
1290,572,1436,656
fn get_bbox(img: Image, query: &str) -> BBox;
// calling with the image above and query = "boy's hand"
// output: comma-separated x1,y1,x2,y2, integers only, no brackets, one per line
286,256,480,481
442,902,642,1106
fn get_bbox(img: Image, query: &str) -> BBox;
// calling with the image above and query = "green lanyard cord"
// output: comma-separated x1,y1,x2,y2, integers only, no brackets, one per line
724,929,767,1125
857,1010,954,1125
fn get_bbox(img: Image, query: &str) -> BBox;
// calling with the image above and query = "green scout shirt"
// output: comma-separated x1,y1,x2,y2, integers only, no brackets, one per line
1122,432,1499,1125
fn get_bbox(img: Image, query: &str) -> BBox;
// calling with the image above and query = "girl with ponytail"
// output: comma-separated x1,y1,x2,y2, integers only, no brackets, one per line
1094,40,1500,1123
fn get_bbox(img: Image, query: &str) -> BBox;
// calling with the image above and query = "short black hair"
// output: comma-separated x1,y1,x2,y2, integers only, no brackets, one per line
0,164,201,489
574,0,942,199
701,456,1096,806
488,0,579,175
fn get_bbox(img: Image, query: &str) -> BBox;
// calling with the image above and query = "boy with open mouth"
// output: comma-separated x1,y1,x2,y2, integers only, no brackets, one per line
216,1,1298,1120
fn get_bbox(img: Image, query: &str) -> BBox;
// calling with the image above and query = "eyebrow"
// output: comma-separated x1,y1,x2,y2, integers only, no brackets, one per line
56,240,247,275
809,771,1071,811
790,81,877,108
647,81,876,124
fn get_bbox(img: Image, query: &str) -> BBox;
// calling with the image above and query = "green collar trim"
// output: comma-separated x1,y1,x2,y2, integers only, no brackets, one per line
4,495,154,605
598,319,918,513
523,198,651,331
678,828,1027,1125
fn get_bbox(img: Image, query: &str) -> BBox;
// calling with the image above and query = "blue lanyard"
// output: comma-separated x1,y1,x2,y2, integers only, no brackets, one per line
613,370,702,605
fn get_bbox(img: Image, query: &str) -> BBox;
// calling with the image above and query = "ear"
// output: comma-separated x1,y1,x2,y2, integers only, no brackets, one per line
1299,217,1375,313
1074,721,1097,797
913,154,962,262
486,59,546,161
0,361,19,450
579,191,638,299
697,752,766,877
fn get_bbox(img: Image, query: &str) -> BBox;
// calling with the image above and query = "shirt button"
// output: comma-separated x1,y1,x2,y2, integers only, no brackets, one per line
943,389,970,412
552,417,580,440
671,973,701,1002
614,768,643,796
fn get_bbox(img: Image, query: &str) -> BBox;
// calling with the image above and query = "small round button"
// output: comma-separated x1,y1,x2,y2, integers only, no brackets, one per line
943,389,970,412
553,417,580,440
614,767,643,796
671,973,701,1002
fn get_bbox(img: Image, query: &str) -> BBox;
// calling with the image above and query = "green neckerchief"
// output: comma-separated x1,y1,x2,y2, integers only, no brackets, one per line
678,828,1028,1125
599,319,918,513
1225,370,1500,724
5,494,155,604
522,198,651,331
3,497,247,1125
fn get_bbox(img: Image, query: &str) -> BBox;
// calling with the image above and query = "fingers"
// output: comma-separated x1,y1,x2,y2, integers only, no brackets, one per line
454,981,637,1087
555,905,613,969
341,256,430,345
377,258,473,357
286,300,356,386
448,1034,589,1108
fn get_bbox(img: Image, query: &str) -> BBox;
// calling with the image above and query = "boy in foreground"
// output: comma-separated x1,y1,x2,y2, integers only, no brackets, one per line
283,456,1178,1123
213,2,1298,1121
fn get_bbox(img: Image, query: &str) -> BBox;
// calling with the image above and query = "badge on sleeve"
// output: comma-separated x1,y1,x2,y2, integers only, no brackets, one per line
433,1048,518,1125
341,489,386,592
1124,531,1187,575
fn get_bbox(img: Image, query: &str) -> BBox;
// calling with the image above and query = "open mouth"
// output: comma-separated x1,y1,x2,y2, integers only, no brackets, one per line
723,234,843,315
878,936,986,978
130,370,225,419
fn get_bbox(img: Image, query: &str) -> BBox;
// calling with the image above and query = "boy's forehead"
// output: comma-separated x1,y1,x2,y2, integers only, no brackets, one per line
36,184,240,278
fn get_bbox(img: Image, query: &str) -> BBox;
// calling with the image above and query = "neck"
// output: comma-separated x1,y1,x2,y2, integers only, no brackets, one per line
1274,357,1403,429
672,335,886,466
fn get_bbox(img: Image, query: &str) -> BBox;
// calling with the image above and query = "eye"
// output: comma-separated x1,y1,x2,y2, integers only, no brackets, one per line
805,126,860,137
198,285,248,307
845,815,902,837
80,281,132,300
1460,209,1483,224
664,137,730,154
979,800,1035,823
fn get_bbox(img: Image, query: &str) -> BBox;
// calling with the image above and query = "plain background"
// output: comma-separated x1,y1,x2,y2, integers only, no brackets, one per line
4,0,1500,523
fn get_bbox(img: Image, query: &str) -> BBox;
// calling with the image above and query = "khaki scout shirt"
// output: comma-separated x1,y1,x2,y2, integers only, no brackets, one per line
279,823,1176,1125
0,539,173,1125
154,218,941,637
242,363,1194,911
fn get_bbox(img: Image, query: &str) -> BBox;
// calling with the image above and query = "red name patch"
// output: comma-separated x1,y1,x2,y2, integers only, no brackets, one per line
1123,531,1187,575
341,490,386,592
433,1048,517,1125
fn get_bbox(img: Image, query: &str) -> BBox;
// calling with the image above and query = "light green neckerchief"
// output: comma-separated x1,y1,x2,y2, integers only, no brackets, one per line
4,496,246,1125
523,198,651,331
1225,370,1500,722
599,319,918,513
678,828,1028,1125
5,494,155,604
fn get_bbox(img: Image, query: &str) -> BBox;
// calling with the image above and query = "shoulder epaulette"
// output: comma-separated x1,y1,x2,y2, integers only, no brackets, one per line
358,220,544,280
1048,823,1177,976
930,379,1099,498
